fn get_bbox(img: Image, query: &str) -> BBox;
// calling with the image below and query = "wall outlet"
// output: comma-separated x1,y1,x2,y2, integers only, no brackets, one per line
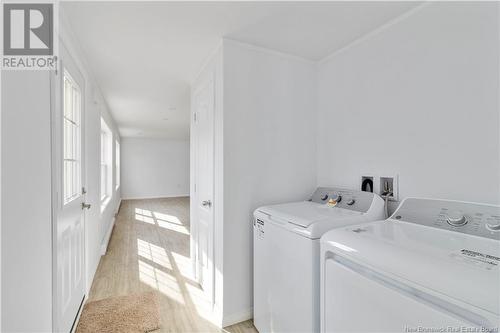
380,175,399,201
361,176,374,193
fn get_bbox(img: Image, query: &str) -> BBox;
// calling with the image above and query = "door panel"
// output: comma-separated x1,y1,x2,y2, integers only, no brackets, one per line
54,45,86,333
193,76,215,302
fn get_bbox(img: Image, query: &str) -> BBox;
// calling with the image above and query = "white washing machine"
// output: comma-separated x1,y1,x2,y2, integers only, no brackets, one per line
253,187,384,333
320,198,500,333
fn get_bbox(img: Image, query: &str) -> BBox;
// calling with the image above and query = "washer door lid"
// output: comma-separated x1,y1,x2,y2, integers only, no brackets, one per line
258,201,361,227
322,220,500,317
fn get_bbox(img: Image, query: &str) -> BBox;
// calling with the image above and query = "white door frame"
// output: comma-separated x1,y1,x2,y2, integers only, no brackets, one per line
191,72,216,305
51,41,87,333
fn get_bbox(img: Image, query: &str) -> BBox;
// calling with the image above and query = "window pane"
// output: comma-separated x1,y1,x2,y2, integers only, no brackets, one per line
63,70,82,204
115,140,120,188
100,118,113,203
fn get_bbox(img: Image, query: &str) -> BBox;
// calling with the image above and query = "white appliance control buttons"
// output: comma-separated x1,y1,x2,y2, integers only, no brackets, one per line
310,187,375,213
393,199,499,240
446,212,468,227
486,222,500,231
331,194,342,203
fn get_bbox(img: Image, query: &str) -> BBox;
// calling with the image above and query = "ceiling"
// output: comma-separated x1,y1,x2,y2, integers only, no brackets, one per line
62,1,420,139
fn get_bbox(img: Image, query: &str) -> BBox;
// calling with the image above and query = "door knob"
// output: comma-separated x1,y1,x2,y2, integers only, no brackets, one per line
81,202,91,210
202,200,212,207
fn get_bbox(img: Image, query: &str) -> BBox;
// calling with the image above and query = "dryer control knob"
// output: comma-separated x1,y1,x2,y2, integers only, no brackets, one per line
446,213,468,227
347,199,355,206
331,194,342,203
486,222,500,231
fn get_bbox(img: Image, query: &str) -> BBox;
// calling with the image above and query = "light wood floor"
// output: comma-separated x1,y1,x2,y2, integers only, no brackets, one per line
88,197,257,333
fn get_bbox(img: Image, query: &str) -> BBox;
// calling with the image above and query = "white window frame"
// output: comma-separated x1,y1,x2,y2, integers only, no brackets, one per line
100,118,112,209
63,70,82,205
115,139,120,190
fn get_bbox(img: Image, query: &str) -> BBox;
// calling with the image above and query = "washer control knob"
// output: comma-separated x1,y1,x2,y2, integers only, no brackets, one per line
331,194,342,203
446,212,468,227
347,199,356,206
486,222,500,231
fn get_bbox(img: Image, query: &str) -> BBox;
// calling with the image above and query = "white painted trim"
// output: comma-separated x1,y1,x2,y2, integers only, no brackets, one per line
69,297,85,333
49,65,58,333
318,2,429,64
121,194,189,200
115,198,122,215
221,308,254,328
223,38,315,65
0,24,2,331
497,1,500,205
100,217,115,255
211,304,223,328
86,255,99,294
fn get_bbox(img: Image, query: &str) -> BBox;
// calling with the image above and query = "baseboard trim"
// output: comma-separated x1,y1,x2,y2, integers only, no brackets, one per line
100,216,115,255
121,194,189,200
70,295,85,333
115,198,122,215
222,308,253,328
86,255,99,294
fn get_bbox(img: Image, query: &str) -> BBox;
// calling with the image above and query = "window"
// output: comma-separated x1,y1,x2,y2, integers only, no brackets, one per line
100,118,112,206
63,70,82,204
115,140,120,189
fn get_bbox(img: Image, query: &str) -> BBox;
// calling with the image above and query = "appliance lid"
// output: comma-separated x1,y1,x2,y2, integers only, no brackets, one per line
322,219,500,316
257,201,362,227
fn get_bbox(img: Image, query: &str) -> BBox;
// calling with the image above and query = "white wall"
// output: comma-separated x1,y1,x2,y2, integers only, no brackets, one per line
317,2,500,205
221,40,317,325
1,71,53,332
121,138,190,199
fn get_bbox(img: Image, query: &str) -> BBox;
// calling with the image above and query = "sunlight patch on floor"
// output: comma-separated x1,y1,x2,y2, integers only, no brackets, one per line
138,260,184,304
153,211,182,225
135,209,189,236
157,219,190,235
137,239,172,270
135,208,153,216
135,214,155,224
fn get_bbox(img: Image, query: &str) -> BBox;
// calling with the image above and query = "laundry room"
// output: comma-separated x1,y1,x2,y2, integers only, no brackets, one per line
1,1,499,333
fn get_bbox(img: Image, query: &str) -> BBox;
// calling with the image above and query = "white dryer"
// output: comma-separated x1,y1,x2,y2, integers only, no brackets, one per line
320,198,500,333
253,187,384,333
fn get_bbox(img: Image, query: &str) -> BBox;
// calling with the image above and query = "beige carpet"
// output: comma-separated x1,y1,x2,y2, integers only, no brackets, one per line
76,292,160,333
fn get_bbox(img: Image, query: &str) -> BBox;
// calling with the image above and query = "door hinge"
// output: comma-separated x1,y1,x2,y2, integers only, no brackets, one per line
194,113,197,122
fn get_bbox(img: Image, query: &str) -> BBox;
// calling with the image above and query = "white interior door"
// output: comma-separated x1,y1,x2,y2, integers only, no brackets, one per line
54,46,86,333
193,77,215,302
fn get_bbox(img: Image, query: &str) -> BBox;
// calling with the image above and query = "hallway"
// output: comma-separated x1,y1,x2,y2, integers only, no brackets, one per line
87,197,256,333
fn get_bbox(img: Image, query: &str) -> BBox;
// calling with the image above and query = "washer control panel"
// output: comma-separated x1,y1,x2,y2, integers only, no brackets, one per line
310,187,376,213
392,198,500,240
